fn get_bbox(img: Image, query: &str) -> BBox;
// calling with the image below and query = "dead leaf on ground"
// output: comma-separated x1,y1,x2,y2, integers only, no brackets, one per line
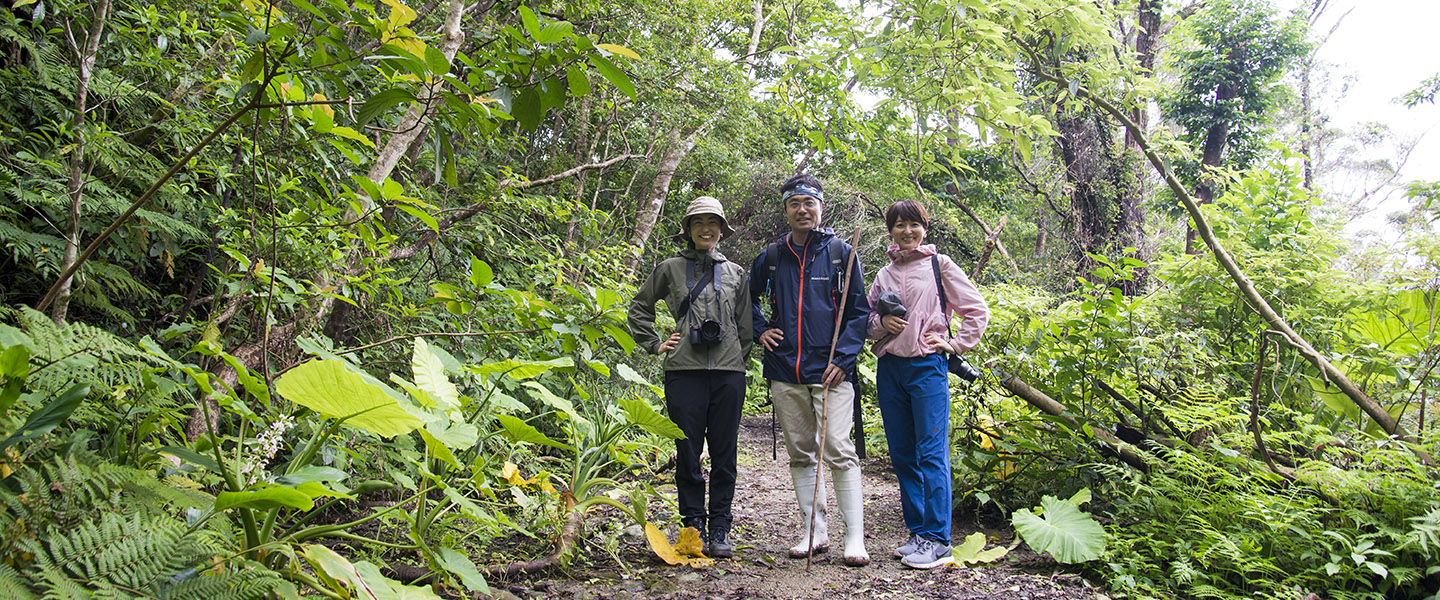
645,523,715,567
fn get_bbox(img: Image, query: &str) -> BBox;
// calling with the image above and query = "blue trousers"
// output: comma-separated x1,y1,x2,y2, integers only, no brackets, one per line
876,353,952,544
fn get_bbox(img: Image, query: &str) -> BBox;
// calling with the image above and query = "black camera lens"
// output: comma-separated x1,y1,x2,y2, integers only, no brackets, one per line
690,319,723,346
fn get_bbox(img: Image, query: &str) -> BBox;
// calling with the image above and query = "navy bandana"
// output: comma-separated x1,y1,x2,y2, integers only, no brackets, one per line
781,183,824,204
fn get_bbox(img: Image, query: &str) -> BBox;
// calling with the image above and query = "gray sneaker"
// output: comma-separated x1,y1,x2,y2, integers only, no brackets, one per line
893,534,922,559
901,538,955,570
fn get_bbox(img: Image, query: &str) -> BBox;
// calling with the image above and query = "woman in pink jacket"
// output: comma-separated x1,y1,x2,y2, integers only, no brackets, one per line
866,200,990,569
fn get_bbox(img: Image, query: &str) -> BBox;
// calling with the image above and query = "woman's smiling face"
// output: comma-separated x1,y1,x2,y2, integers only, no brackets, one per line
889,218,926,251
688,214,723,251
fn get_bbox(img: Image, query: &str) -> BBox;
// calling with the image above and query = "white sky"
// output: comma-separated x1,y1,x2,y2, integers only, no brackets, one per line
1308,0,1440,237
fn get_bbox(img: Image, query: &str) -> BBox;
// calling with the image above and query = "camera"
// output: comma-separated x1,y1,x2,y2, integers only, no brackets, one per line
947,354,981,383
689,319,723,347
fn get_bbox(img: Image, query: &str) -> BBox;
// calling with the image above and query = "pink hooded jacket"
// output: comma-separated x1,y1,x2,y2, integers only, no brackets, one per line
866,244,989,359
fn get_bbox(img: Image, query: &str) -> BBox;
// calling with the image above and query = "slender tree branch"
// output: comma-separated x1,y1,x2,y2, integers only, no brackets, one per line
1020,44,1433,465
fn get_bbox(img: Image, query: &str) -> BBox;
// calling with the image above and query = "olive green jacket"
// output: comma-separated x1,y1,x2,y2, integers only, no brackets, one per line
628,248,753,372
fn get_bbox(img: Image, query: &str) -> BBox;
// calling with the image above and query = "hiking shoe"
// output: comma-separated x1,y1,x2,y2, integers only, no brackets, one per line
893,534,922,559
708,529,734,559
901,538,954,570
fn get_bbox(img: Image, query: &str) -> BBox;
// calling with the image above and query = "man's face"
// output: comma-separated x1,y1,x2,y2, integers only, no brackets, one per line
784,193,823,236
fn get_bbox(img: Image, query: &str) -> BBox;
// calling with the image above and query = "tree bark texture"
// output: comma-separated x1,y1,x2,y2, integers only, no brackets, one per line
1120,0,1161,271
1055,108,1145,291
625,128,702,275
52,0,113,323
742,0,767,77
1185,80,1237,255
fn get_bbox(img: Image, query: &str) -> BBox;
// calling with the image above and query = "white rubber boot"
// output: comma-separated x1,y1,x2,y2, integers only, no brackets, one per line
788,465,829,558
832,467,870,567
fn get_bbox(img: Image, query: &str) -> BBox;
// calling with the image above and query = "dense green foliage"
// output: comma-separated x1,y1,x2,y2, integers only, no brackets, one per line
1,0,1438,598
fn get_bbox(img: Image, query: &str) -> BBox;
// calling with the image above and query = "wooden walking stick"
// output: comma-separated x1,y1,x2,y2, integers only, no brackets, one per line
807,225,863,570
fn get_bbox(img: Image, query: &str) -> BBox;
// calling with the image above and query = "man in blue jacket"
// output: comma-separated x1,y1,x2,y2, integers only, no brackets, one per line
750,173,871,567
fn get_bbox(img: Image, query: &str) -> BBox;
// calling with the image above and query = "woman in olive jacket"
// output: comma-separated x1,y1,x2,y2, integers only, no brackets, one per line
627,196,753,558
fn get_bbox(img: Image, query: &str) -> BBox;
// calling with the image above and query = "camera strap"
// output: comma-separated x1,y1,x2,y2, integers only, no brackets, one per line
932,254,950,337
679,259,722,323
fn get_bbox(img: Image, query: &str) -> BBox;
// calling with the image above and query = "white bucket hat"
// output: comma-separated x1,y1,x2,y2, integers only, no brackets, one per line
674,196,737,243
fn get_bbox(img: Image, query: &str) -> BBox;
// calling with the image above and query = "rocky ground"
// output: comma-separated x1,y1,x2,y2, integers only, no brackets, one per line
491,416,1107,600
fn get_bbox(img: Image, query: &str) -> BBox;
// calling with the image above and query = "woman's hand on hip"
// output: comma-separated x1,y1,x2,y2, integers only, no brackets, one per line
658,332,683,353
923,332,957,354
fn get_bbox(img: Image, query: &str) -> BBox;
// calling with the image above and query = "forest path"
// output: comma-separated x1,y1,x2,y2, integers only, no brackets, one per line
509,415,1103,599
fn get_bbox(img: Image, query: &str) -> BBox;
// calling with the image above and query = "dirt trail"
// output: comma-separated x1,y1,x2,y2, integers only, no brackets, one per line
506,416,1104,599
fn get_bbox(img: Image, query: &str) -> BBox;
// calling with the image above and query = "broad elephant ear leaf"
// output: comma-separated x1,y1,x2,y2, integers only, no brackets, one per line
1011,495,1107,563
619,397,685,439
495,414,572,451
277,359,422,438
412,338,460,412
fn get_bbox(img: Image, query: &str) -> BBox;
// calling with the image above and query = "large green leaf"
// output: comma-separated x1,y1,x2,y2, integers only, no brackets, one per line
216,486,315,511
436,546,490,595
468,357,572,380
0,344,29,379
1351,290,1437,357
412,338,459,412
512,86,542,132
522,381,585,423
0,383,89,452
276,359,422,438
616,363,660,395
495,414,572,451
303,545,389,600
1011,495,1107,563
588,54,635,98
1307,375,1361,421
619,397,685,440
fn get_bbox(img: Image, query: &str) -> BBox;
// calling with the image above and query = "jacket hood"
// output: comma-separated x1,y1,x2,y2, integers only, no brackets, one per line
787,227,836,247
886,243,938,263
678,247,730,263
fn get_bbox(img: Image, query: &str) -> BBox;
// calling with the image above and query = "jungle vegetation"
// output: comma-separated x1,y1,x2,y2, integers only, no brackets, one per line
1,0,1438,597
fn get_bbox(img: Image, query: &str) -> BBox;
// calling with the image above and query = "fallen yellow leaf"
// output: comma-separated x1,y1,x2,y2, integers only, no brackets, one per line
645,524,714,567
674,527,705,557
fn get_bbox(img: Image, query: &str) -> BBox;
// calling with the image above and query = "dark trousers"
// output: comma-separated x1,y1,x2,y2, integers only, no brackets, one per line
664,370,745,525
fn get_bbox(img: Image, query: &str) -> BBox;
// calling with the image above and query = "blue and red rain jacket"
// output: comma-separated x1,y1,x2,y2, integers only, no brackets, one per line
749,228,871,385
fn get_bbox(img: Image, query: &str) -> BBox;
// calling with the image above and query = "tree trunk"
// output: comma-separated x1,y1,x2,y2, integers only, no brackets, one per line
1301,58,1314,190
625,128,701,275
741,0,767,77
999,376,1150,472
1121,0,1161,272
51,0,113,323
1185,81,1236,255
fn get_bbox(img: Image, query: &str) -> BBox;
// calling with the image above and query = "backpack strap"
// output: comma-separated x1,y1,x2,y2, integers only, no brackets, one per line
828,236,847,303
763,242,781,318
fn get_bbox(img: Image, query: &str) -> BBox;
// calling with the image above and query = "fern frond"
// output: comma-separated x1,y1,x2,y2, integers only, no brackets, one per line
0,564,36,600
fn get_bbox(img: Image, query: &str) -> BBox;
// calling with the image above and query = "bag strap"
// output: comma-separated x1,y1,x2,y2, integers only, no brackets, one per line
932,254,952,337
678,259,719,321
